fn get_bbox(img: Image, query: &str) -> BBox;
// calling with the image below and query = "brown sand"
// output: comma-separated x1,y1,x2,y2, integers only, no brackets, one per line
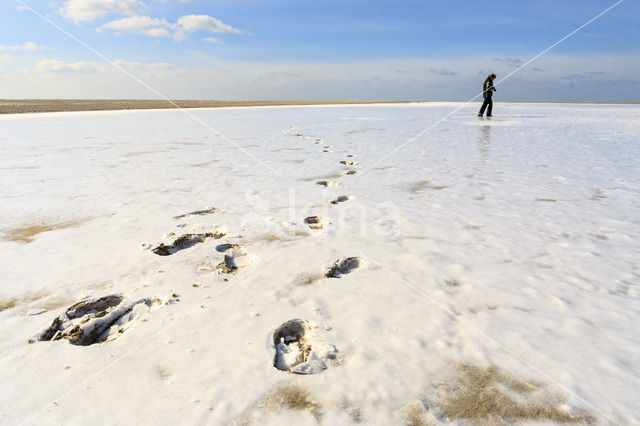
0,99,411,115
261,384,322,421
439,363,592,423
3,220,90,243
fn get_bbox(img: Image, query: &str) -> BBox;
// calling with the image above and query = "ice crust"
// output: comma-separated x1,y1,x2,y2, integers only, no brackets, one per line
1,103,639,424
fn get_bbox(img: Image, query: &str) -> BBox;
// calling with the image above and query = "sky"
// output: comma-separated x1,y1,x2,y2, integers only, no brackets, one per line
0,0,638,101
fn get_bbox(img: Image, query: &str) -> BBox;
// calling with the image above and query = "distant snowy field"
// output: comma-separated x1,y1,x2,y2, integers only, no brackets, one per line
1,103,639,425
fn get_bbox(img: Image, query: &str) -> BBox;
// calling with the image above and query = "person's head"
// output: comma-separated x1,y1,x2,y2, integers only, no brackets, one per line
489,73,496,80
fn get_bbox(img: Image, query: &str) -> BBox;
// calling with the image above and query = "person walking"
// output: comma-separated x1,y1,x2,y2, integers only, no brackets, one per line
478,73,496,117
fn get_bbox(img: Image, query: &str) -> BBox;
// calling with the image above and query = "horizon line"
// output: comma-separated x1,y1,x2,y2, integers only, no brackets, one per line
1,99,638,115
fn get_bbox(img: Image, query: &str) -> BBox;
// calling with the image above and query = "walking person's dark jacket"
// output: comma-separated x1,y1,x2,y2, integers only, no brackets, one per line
483,76,496,99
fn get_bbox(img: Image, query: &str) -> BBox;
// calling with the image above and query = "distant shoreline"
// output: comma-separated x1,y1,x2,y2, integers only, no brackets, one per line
0,100,413,115
0,99,637,115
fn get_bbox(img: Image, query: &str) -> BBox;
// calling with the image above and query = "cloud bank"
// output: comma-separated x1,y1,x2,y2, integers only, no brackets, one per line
34,58,181,78
10,54,635,102
98,14,242,41
0,42,39,51
60,0,148,24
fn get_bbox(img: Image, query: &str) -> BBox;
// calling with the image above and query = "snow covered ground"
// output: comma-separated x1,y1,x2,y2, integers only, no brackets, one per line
1,102,639,425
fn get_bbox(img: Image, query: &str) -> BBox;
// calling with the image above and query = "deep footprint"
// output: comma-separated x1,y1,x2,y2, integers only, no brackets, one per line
173,207,219,219
331,195,353,205
273,319,337,374
304,216,324,229
316,181,341,188
31,295,159,346
325,257,365,278
215,243,241,252
153,232,225,256
216,247,253,274
340,160,358,166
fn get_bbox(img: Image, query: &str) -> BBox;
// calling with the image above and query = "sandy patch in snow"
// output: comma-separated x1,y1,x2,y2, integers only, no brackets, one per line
3,219,91,243
404,363,594,425
407,180,449,194
0,297,19,312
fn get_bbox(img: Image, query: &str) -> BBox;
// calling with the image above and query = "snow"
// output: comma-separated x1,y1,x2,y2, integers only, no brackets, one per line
0,102,639,424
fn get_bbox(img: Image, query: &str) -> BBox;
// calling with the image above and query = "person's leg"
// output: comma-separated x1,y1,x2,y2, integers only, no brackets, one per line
479,98,488,116
487,97,493,116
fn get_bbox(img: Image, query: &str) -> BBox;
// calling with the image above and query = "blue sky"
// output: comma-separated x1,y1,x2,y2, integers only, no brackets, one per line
1,0,638,100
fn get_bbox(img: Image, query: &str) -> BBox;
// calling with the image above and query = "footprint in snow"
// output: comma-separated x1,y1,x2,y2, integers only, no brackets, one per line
325,257,365,278
316,181,341,188
304,216,324,229
215,243,242,252
272,319,338,374
152,231,225,256
30,295,160,346
173,207,219,220
331,195,353,205
216,246,254,274
340,160,358,166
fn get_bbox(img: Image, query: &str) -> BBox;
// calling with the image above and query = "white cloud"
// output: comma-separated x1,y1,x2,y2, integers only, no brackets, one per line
142,27,172,37
99,15,172,37
36,59,105,73
0,42,39,51
100,13,242,41
60,0,148,24
113,59,182,76
114,59,170,69
176,14,242,34
202,37,223,44
34,58,181,77
430,68,458,77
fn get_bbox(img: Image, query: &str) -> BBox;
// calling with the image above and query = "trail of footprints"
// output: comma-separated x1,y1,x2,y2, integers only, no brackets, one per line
22,124,588,423
272,126,367,377
25,124,595,423
30,128,362,372
30,204,249,346
30,125,367,420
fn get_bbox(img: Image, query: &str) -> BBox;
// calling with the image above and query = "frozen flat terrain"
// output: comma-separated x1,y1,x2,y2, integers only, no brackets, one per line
1,102,639,425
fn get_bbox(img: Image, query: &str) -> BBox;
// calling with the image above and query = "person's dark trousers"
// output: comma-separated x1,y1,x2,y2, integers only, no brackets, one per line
479,95,493,116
